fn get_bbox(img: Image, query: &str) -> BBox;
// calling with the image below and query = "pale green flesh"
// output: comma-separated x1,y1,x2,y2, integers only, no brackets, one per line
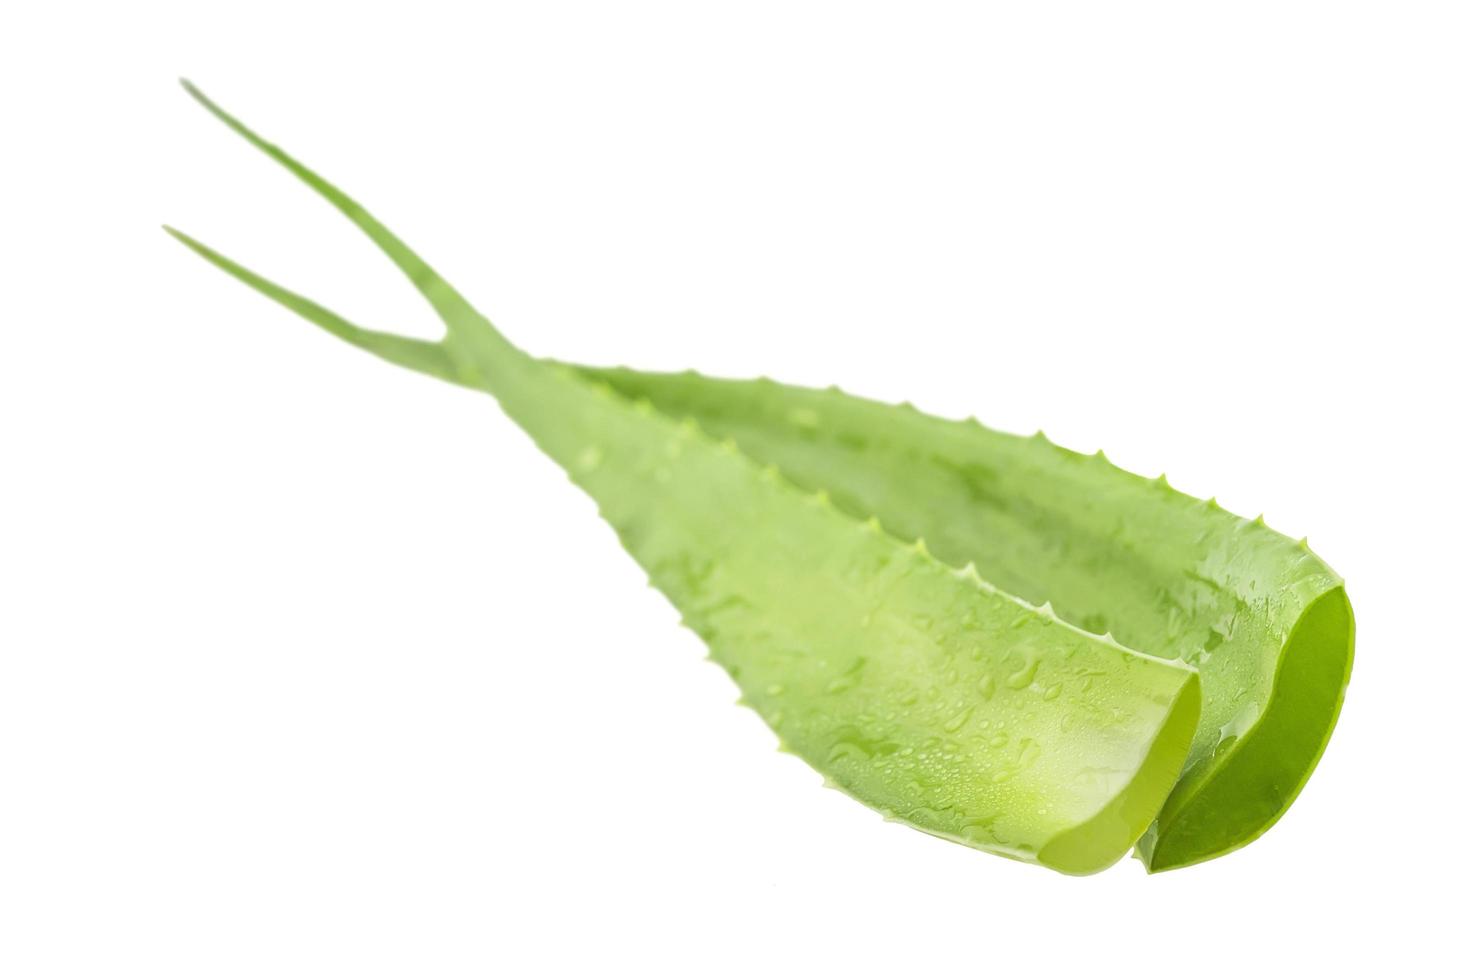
566,368,1355,869
166,82,1351,874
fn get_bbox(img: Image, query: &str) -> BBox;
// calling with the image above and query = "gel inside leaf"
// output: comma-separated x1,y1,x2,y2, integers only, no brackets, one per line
166,82,1348,874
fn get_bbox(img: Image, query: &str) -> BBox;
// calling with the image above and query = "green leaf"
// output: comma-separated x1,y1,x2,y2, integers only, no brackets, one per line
561,368,1355,870
166,81,1349,874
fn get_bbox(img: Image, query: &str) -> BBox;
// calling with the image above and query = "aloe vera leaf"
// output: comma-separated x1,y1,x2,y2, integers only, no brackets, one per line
168,83,1203,874
562,367,1354,871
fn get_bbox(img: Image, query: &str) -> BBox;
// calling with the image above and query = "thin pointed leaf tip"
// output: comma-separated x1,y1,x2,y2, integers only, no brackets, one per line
168,83,1352,874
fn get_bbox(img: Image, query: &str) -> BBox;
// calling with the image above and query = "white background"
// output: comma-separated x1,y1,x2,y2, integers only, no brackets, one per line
3,2,1467,976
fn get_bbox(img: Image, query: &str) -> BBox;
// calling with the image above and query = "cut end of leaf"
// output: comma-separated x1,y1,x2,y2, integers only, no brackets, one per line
1038,670,1202,875
1139,585,1354,872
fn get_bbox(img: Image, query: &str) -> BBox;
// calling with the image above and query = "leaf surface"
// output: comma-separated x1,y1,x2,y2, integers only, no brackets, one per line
165,83,1346,874
563,368,1355,869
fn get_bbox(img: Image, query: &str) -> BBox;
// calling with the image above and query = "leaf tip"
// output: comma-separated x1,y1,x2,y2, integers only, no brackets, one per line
178,77,225,120
161,223,199,250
